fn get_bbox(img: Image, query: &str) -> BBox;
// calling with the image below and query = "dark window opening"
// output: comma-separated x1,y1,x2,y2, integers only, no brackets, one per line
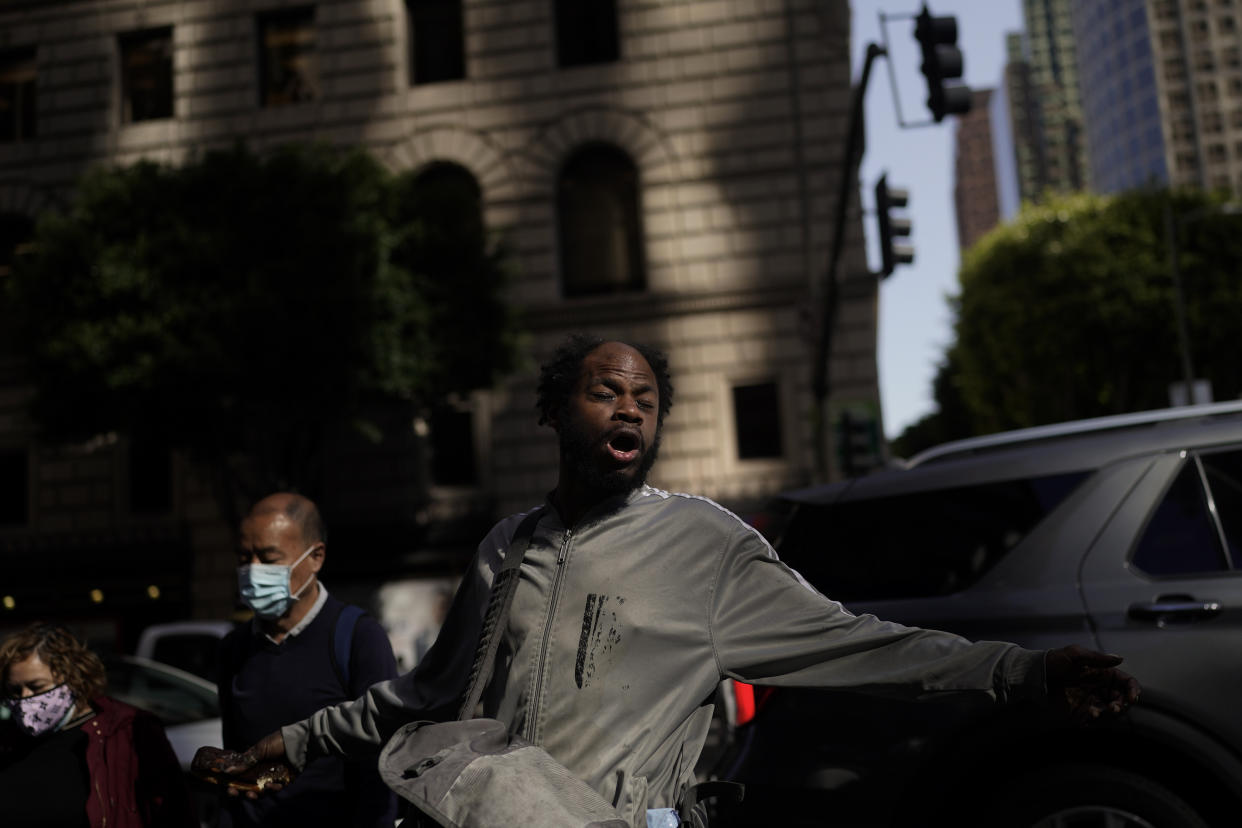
258,7,318,107
558,143,645,297
0,212,33,279
408,0,465,84
555,0,619,67
120,27,173,123
778,471,1090,601
0,48,36,142
733,382,783,459
129,436,172,514
429,406,477,486
0,449,29,526
1133,457,1229,576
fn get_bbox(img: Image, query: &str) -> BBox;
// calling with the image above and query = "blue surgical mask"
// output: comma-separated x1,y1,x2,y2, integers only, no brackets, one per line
238,544,317,619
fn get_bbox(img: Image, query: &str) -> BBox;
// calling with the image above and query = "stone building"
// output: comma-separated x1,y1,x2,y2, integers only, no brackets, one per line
0,0,877,636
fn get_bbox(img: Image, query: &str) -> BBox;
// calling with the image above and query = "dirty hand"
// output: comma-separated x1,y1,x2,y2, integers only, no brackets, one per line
1045,645,1141,723
191,731,289,798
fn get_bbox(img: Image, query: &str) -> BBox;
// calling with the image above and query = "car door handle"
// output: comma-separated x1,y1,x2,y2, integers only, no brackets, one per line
1128,596,1222,625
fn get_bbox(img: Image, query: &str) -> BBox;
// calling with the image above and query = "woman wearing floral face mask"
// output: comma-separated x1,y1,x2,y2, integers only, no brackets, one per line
0,623,195,828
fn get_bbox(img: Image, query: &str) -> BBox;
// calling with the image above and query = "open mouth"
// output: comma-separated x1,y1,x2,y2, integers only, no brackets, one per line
606,430,642,464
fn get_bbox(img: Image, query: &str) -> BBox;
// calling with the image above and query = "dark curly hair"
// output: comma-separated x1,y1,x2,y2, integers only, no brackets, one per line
0,623,107,702
536,333,673,428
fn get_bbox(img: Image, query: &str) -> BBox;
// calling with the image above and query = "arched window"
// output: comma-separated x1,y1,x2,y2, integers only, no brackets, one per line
557,143,645,297
407,161,483,245
399,163,487,487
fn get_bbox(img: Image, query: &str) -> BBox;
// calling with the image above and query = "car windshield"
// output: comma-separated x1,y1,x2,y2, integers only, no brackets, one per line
103,658,219,726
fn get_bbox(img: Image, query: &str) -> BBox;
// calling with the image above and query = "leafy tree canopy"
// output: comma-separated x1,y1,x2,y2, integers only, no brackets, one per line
894,187,1242,456
5,143,520,517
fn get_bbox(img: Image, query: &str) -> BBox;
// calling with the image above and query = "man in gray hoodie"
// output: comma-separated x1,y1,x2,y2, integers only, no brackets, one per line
197,334,1139,826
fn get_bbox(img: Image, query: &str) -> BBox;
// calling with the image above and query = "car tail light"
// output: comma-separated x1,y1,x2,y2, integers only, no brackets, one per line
731,682,776,726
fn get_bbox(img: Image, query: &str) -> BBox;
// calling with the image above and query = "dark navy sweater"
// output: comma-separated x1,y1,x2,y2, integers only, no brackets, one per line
218,591,398,828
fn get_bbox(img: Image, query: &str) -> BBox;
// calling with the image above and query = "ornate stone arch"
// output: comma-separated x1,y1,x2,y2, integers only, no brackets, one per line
380,125,514,201
517,104,680,193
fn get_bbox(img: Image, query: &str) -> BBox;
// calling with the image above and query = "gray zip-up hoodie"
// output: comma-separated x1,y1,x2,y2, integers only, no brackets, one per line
282,485,1046,827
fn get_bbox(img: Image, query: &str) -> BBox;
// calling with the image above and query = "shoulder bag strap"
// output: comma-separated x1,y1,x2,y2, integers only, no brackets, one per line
330,603,366,694
457,507,545,720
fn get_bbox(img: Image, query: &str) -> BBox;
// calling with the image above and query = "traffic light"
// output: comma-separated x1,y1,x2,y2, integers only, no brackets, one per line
834,410,881,478
875,174,913,277
914,5,971,122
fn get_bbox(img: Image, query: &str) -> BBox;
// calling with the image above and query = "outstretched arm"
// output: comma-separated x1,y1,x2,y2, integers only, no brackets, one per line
191,515,523,791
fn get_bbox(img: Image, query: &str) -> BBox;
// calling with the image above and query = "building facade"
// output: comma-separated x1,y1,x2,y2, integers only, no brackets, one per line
1072,0,1168,193
0,0,877,632
953,87,1000,251
991,33,1032,221
1021,0,1086,195
1073,0,1242,196
985,2,1087,220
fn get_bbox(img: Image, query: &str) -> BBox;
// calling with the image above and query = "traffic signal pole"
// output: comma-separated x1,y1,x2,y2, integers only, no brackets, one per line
811,41,885,483
811,4,968,482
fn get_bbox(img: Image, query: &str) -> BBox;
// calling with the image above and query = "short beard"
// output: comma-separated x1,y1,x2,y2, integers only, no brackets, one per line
559,417,661,498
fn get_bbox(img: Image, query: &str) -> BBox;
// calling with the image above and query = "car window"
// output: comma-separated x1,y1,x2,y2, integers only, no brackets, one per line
777,471,1089,601
1200,449,1242,568
1132,457,1229,576
104,659,219,725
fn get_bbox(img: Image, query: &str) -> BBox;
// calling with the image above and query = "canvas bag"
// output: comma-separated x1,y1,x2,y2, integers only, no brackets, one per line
377,508,631,828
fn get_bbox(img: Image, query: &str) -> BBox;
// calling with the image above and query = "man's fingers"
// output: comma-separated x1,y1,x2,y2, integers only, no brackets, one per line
1070,648,1124,670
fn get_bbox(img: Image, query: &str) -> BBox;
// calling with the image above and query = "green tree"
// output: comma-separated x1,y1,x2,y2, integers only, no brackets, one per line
947,188,1242,434
890,348,975,460
5,144,519,529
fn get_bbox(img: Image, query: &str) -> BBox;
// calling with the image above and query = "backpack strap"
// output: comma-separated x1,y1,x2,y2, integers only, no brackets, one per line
330,603,366,695
457,507,545,720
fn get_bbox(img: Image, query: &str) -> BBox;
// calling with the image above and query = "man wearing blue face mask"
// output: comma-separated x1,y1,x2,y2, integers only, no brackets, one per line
216,492,399,828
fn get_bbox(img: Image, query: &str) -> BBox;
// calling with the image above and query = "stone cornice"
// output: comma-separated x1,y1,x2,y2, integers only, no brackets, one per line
521,284,811,330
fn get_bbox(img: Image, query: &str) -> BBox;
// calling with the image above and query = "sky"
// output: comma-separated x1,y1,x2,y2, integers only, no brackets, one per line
850,0,1024,438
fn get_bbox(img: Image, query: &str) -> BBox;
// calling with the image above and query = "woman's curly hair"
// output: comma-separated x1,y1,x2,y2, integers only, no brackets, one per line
0,623,107,701
536,333,674,428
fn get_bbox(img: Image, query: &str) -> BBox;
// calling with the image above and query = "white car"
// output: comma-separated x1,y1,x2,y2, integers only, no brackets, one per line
134,620,234,684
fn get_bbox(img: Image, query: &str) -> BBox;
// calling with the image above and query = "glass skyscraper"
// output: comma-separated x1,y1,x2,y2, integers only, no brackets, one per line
1072,0,1168,193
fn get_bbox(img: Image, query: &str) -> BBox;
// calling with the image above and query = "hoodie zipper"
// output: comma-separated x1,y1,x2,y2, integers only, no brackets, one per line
525,528,573,742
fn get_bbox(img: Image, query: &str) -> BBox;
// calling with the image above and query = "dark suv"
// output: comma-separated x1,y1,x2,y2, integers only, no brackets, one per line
717,402,1242,827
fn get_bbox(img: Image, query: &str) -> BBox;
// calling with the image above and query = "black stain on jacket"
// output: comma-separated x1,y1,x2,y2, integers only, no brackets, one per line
575,593,621,689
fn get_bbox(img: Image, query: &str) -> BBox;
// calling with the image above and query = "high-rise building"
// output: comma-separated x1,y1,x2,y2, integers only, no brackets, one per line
0,0,877,628
954,88,1001,250
987,4,1087,217
1073,0,1242,195
1022,0,1087,195
992,33,1035,220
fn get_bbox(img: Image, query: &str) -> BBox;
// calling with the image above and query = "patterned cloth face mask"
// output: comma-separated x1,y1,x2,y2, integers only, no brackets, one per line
7,683,75,737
